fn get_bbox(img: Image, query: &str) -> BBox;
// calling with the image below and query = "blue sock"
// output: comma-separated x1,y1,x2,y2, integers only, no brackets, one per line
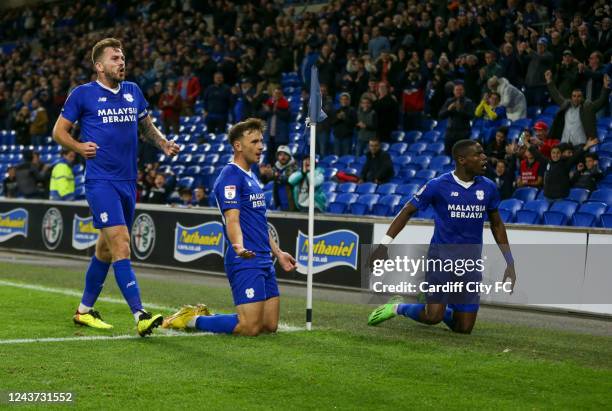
112,259,143,314
195,314,238,334
397,303,425,322
443,307,455,331
80,256,111,308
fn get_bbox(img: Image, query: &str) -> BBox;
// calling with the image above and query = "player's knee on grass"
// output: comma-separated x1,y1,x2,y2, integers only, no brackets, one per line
422,305,446,324
239,321,264,336
262,320,278,333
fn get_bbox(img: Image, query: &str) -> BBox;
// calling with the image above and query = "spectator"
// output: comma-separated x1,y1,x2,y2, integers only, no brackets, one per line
528,121,559,159
480,51,503,89
315,84,334,157
49,149,76,201
523,37,554,107
332,92,357,156
474,91,507,130
202,72,233,134
177,65,202,115
360,138,394,184
485,127,509,164
263,88,290,164
487,159,514,199
344,58,369,107
528,138,598,200
158,81,182,134
233,78,258,122
487,76,527,121
439,83,475,155
499,42,524,87
3,166,18,198
270,145,298,212
368,27,390,60
13,106,30,146
15,150,47,198
193,186,208,207
177,187,194,207
355,96,377,156
29,98,49,146
571,153,603,191
373,82,398,143
580,51,606,114
556,50,579,98
146,174,169,205
545,70,611,146
258,48,282,96
288,156,326,212
516,145,544,189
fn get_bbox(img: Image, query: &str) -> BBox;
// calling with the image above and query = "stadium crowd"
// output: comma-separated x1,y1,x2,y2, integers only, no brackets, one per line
1,0,612,220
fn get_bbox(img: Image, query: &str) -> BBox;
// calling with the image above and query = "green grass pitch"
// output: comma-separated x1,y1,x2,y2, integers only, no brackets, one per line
0,261,610,410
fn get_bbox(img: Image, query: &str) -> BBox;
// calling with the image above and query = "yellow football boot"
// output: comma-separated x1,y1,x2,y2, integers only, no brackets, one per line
73,310,113,329
162,305,204,330
136,311,163,337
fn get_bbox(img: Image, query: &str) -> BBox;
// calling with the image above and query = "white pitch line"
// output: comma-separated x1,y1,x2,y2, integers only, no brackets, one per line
0,279,304,344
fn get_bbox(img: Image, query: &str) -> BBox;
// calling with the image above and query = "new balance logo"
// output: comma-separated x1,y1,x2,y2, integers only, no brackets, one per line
98,97,107,102
126,281,136,288
451,192,459,197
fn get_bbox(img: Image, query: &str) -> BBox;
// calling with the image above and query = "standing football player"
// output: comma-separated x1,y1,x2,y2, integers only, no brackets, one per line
368,140,516,334
53,38,180,336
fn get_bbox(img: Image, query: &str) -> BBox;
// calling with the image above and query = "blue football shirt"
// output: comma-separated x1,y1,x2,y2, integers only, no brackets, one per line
409,172,500,246
61,80,148,180
214,163,272,268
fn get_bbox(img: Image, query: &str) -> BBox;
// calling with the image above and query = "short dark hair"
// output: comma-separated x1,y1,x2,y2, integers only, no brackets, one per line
228,118,266,146
585,153,598,161
91,38,122,65
497,126,509,136
452,139,478,161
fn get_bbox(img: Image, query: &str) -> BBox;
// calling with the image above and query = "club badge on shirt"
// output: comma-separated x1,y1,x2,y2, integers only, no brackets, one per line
224,185,236,200
476,190,484,201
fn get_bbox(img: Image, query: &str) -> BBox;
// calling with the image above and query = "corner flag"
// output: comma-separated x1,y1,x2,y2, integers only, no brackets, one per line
308,66,327,123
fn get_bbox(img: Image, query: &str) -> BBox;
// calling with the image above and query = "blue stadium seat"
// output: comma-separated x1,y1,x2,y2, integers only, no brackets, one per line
420,119,437,131
422,142,444,156
511,118,532,129
171,165,186,176
598,157,611,173
350,194,380,215
600,213,612,228
396,183,420,197
355,182,377,194
597,117,612,130
434,119,447,132
185,165,201,176
177,176,195,190
599,142,612,157
408,142,427,154
409,155,431,170
389,142,408,155
323,167,338,180
515,199,549,224
420,130,440,143
392,155,412,168
75,175,85,186
415,169,436,180
219,154,233,164
372,194,401,216
429,155,451,172
572,202,608,227
264,191,275,210
390,131,405,142
404,130,422,143
409,178,427,186
327,193,359,214
566,188,590,203
342,167,359,175
542,200,579,226
73,164,85,174
499,199,523,219
399,168,416,180
543,105,559,116
337,182,357,193
376,183,397,195
513,187,538,203
338,155,356,165
322,154,339,166
204,154,220,165
326,192,337,204
320,181,337,193
527,106,542,119
74,186,86,200
588,189,612,205
470,128,480,140
498,209,513,223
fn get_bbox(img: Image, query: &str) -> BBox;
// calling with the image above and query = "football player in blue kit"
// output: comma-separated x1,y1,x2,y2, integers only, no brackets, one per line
52,38,180,336
163,118,297,336
368,140,516,334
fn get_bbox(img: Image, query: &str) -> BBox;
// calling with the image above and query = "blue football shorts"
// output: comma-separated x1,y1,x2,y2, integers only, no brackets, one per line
85,180,136,229
226,263,280,306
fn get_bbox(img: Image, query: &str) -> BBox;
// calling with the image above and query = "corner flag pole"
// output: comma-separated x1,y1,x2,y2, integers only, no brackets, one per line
306,66,327,331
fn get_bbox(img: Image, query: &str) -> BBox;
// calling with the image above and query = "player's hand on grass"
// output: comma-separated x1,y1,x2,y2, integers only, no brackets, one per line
233,244,255,258
502,264,517,294
163,140,180,157
78,142,98,159
369,244,389,271
277,251,297,271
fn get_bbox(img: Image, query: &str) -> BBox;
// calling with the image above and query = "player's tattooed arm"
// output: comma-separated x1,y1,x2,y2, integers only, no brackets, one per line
138,115,180,156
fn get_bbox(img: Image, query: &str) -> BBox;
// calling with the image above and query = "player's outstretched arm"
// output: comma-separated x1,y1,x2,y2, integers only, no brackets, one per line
269,232,297,272
138,115,180,157
224,209,255,258
488,209,517,292
52,116,98,159
370,203,418,265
